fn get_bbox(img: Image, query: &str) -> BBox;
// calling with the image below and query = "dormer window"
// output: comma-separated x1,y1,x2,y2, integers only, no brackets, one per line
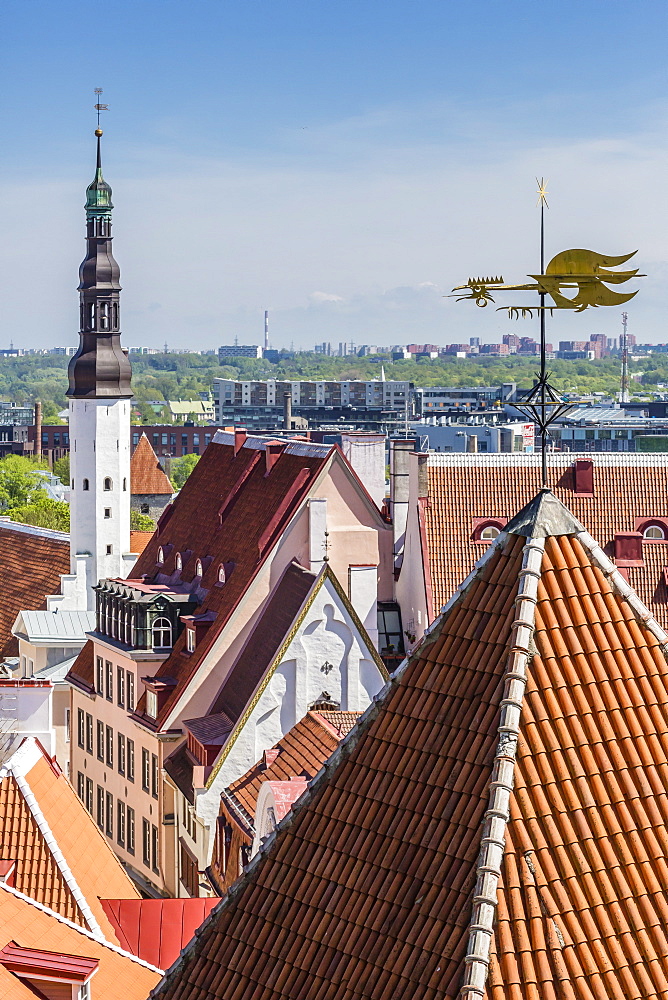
218,564,226,584
152,617,172,650
644,525,665,539
157,546,164,565
472,518,507,543
186,629,196,653
480,525,500,540
175,552,183,572
146,690,158,719
195,559,203,578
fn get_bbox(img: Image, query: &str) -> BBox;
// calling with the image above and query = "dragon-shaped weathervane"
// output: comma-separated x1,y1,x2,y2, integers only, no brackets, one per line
450,179,644,486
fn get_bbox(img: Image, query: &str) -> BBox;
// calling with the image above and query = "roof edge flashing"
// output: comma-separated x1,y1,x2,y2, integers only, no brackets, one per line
504,488,586,539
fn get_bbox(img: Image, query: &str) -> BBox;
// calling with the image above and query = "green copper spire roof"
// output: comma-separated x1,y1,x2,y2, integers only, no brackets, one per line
85,132,113,217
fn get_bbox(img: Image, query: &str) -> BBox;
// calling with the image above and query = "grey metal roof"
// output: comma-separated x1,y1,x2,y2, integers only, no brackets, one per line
18,610,96,642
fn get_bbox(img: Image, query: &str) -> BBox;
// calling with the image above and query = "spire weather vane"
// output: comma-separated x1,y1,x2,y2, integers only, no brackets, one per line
449,178,644,487
94,88,108,134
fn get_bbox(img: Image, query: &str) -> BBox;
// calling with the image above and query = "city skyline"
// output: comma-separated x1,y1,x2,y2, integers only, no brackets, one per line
0,1,666,349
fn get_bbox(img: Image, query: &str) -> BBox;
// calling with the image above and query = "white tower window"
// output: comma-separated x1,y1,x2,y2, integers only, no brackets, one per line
83,478,89,491
104,508,111,519
123,477,127,491
152,617,172,649
104,477,113,491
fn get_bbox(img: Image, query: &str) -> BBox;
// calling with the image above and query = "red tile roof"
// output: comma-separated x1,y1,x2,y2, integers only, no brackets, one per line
423,453,668,628
152,489,668,1000
99,899,218,971
68,437,336,725
130,434,174,495
0,523,69,657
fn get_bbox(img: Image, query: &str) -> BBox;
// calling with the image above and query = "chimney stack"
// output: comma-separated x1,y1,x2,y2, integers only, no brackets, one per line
234,427,247,456
283,393,292,431
34,401,42,462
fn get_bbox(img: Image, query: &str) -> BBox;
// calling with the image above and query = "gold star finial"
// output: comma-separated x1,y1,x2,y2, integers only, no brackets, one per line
536,177,549,209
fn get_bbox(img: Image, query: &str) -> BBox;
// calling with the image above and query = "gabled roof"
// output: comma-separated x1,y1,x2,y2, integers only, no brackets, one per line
99,899,218,971
152,488,668,1000
0,738,140,943
422,452,668,627
0,522,70,658
130,434,174,495
0,882,160,997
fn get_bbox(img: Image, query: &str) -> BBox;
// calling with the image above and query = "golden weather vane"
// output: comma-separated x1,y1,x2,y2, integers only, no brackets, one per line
449,178,645,488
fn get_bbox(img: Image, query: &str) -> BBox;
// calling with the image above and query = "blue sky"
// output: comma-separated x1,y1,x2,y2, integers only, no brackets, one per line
1,0,667,349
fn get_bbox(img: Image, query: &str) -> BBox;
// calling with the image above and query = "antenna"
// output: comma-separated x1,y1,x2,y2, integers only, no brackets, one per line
264,311,269,351
620,311,630,403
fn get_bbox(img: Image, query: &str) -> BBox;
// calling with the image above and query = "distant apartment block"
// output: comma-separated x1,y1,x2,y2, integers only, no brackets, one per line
414,384,517,417
218,344,263,360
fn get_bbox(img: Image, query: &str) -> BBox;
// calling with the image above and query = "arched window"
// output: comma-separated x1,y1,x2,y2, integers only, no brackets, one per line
218,564,226,584
175,553,182,572
195,559,203,578
103,477,112,491
644,525,665,539
83,478,89,491
152,617,172,649
157,546,164,566
480,525,500,540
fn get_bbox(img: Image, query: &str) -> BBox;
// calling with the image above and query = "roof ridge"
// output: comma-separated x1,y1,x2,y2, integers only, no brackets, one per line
503,488,586,538
0,880,164,974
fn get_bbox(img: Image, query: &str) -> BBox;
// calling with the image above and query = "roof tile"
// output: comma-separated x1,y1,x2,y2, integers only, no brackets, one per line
130,435,174,495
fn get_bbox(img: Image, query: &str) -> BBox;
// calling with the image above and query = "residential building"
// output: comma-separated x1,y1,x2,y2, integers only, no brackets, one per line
551,404,668,452
218,345,263,360
66,430,393,896
212,378,413,432
130,435,174,522
151,488,668,1000
410,418,534,453
397,452,668,646
166,399,215,424
209,709,360,894
414,383,516,417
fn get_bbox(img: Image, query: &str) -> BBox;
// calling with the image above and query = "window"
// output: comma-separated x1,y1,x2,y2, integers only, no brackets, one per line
132,433,139,446
152,824,159,873
117,666,125,708
142,818,151,867
106,544,113,554
127,807,135,855
141,503,150,514
123,477,127,491
118,733,126,775
77,709,85,748
106,792,114,838
77,772,85,801
106,660,113,701
106,725,113,767
104,477,112,491
83,478,89,491
97,720,104,760
85,713,93,754
146,690,158,719
162,433,168,446
195,559,203,577
127,738,135,782
480,525,500,540
96,656,104,694
65,708,71,743
117,800,126,848
104,507,111,519
142,748,150,791
85,777,93,814
175,553,183,572
644,525,665,539
180,842,199,897
186,629,195,653
377,602,404,655
157,546,164,566
152,617,172,649
96,786,105,829
151,753,159,798
217,564,226,584
127,671,135,711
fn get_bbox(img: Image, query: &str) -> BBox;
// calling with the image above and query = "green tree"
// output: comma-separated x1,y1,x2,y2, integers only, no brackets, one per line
10,495,70,531
170,453,199,489
0,455,48,510
52,455,70,484
130,509,156,531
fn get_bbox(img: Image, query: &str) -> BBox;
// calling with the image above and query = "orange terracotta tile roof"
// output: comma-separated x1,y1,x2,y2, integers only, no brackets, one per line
423,453,668,630
0,523,69,658
0,883,161,996
152,488,668,1000
0,739,140,943
130,529,154,555
130,434,174,495
99,899,218,970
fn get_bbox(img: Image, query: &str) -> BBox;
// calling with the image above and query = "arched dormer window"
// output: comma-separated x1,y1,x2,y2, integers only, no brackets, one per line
83,478,89,491
104,477,112,491
175,552,182,572
480,525,500,540
217,564,226,584
471,518,507,543
157,546,164,566
195,559,203,578
644,525,665,539
152,617,172,649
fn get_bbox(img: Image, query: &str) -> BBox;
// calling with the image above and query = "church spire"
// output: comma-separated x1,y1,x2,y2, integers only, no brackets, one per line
67,125,132,399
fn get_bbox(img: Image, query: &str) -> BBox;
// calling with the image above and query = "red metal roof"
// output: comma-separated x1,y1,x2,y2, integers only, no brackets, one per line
99,899,218,970
0,941,99,983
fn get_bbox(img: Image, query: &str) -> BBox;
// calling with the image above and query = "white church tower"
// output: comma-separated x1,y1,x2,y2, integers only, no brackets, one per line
66,124,135,609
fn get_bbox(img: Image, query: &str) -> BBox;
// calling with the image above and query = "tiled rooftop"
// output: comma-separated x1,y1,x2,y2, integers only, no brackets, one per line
423,452,668,628
152,489,668,1000
130,434,174,495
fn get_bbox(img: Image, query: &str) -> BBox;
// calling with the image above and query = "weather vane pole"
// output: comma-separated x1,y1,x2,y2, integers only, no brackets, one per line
449,182,644,490
94,87,108,134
